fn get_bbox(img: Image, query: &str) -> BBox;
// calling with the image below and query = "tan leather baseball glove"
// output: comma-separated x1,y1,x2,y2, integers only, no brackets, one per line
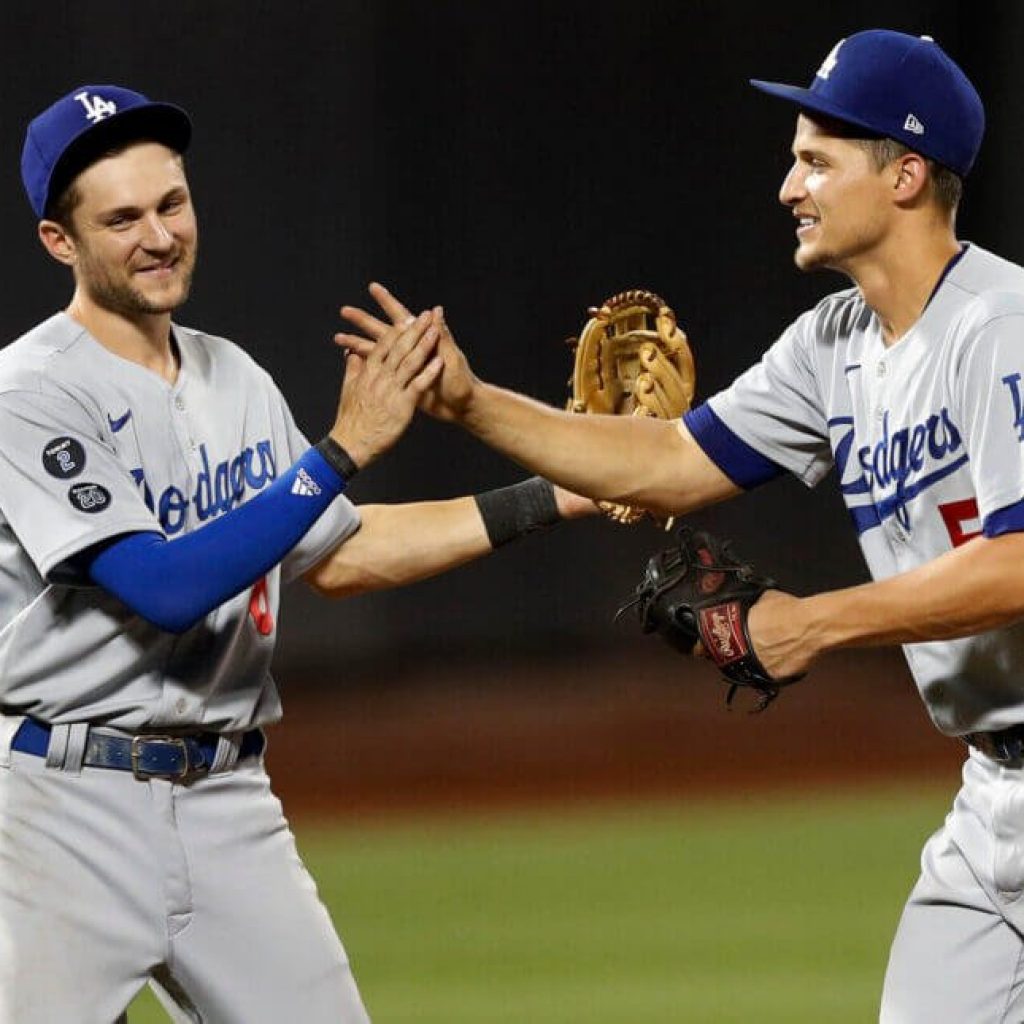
566,289,696,523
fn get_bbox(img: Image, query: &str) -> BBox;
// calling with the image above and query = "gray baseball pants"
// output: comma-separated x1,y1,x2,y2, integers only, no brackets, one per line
0,715,370,1023
881,749,1024,1022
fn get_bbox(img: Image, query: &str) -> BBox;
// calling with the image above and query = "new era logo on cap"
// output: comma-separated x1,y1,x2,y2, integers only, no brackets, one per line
21,84,192,219
751,29,984,177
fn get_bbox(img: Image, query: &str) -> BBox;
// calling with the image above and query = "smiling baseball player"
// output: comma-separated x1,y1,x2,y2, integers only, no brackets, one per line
0,86,590,1023
342,29,1024,1022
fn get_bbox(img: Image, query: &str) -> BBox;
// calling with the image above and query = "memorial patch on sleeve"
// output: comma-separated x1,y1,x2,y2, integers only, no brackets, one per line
42,436,86,479
67,482,111,513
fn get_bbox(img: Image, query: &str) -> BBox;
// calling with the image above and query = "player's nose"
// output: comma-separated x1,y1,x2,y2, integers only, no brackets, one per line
139,212,175,250
778,163,806,207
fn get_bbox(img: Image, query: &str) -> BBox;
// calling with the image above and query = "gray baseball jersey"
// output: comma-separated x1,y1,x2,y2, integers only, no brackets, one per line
687,243,1024,1020
0,311,360,731
690,243,1024,737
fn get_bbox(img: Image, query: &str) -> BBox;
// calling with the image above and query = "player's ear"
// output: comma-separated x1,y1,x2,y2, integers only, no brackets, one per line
37,218,78,267
891,153,929,205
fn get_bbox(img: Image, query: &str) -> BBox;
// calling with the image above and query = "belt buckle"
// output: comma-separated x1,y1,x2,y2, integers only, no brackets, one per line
130,735,196,782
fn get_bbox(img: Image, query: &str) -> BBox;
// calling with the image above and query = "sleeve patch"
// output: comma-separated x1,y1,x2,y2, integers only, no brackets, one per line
42,436,86,479
67,483,112,514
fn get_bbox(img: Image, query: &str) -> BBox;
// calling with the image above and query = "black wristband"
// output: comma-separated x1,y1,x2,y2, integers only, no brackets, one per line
474,477,562,549
316,436,360,483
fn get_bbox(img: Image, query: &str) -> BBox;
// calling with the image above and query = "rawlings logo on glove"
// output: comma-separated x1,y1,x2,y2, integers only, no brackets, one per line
618,527,803,709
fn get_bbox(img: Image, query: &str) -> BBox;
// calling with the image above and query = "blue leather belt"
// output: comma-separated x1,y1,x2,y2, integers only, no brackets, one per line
964,725,1024,763
11,718,265,781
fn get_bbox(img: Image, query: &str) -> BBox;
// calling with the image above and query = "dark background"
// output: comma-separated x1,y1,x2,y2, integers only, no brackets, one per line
2,1,1021,678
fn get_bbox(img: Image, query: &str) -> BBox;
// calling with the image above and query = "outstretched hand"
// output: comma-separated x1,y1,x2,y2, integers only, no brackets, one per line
337,283,480,422
330,309,442,469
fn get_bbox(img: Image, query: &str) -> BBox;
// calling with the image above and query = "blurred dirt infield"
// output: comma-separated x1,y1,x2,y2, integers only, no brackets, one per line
265,646,966,818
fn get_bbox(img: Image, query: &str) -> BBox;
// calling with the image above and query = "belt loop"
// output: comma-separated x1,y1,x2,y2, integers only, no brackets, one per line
0,713,25,767
45,723,70,769
62,723,89,774
210,731,243,774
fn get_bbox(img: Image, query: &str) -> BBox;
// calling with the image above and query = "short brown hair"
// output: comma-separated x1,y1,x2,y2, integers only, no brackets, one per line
45,179,83,231
857,137,963,215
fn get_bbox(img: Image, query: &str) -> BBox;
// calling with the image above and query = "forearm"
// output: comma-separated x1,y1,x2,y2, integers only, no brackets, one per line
803,533,1024,654
89,445,348,632
461,383,738,514
305,497,493,597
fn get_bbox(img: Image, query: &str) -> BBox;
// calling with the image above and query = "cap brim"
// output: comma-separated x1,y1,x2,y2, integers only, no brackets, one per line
749,78,886,141
45,102,192,216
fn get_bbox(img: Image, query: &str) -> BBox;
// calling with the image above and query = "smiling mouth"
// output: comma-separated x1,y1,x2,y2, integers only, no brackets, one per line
135,257,180,276
795,216,819,237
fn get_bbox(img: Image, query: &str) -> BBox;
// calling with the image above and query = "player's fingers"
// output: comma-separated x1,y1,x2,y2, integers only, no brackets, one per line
386,310,435,371
339,305,390,341
408,354,444,394
334,333,377,359
395,324,440,386
435,306,463,355
369,282,414,326
360,310,428,368
341,349,365,384
434,305,449,336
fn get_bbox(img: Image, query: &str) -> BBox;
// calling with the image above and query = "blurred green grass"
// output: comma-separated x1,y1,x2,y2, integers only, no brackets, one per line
128,787,948,1022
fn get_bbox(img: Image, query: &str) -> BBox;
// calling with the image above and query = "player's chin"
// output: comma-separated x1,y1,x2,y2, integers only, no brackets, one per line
137,273,193,310
792,244,829,273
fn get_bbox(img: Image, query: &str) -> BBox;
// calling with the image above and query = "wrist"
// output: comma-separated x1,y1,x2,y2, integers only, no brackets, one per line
474,476,562,548
459,378,490,429
317,435,361,481
327,428,371,470
799,592,846,656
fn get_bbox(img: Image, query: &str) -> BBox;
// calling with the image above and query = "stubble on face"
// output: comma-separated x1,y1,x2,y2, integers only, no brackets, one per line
64,143,199,319
74,233,197,317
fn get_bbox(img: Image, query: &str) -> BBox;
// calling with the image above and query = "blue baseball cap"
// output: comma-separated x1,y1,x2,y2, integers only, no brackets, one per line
21,84,192,219
750,30,984,177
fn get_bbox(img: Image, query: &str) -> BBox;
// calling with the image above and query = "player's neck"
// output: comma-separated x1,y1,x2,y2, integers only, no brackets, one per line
66,293,179,385
847,227,961,347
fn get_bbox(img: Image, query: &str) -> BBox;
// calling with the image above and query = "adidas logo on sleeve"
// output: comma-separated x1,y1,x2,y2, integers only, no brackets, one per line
291,469,321,497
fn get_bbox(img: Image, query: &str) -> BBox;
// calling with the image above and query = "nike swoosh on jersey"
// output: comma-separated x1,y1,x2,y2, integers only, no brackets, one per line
107,409,132,433
843,363,862,375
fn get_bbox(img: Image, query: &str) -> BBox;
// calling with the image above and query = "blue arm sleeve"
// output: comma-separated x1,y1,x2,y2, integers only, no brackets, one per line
88,447,347,633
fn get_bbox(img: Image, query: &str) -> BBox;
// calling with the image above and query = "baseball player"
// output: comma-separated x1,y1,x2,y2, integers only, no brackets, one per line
0,86,592,1023
342,29,1024,1022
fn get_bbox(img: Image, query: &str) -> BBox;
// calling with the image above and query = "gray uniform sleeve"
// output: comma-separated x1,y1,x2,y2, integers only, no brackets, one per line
951,298,1024,532
705,309,834,487
0,389,159,581
274,393,361,583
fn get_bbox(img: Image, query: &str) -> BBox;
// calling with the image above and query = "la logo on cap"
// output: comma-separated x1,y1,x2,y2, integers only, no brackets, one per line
73,91,118,125
816,38,845,80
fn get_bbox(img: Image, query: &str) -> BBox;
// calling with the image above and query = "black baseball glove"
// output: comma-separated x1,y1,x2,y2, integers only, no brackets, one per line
618,527,802,709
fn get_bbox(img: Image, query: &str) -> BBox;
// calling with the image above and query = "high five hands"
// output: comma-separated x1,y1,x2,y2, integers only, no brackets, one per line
330,305,443,469
337,283,477,423
337,283,597,521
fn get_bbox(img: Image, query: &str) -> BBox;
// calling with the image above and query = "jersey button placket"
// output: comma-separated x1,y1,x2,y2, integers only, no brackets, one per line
170,392,201,500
